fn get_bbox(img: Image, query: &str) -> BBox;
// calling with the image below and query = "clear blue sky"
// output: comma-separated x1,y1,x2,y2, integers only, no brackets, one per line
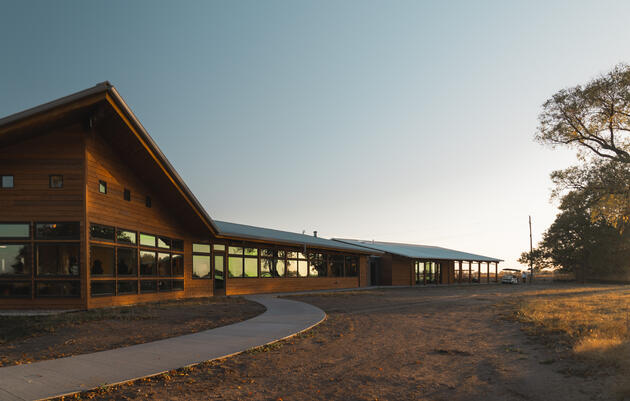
2,0,629,269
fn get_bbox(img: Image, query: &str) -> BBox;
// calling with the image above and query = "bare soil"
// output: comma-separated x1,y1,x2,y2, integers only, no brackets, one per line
65,283,622,401
0,297,265,367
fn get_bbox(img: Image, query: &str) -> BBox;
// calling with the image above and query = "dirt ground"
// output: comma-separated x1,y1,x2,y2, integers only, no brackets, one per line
0,297,265,367
65,283,625,401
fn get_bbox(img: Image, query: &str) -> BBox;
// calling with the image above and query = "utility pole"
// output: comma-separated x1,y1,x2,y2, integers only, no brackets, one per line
529,215,533,284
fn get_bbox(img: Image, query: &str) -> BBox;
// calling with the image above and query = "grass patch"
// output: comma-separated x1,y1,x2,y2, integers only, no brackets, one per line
506,286,630,399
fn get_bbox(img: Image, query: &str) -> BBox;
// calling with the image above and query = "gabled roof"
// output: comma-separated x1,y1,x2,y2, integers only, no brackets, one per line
215,221,380,254
333,239,502,262
0,82,220,235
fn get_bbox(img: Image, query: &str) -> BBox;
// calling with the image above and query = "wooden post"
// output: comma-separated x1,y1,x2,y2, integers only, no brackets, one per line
495,262,498,283
477,262,481,283
487,261,490,284
459,261,463,283
423,261,426,285
468,261,472,283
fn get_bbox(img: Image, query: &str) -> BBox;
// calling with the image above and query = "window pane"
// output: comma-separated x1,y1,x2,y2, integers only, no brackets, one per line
117,229,137,244
228,257,243,278
229,246,243,255
158,253,171,276
286,259,297,277
37,244,80,276
309,255,327,277
260,258,273,277
345,256,358,277
117,247,137,276
0,223,29,238
0,281,31,298
1,175,14,188
98,180,107,194
35,281,80,297
261,248,274,258
139,234,156,247
49,175,63,188
140,280,157,293
330,255,344,277
117,281,137,295
140,251,157,276
193,243,210,253
172,254,184,276
297,260,308,277
297,252,307,260
90,281,115,297
158,279,172,292
157,236,170,249
0,244,30,276
193,254,211,279
277,250,286,258
35,222,80,240
244,258,258,277
244,248,258,256
286,251,296,259
214,255,224,280
172,239,184,252
213,244,225,251
172,280,184,291
90,224,115,242
90,246,115,276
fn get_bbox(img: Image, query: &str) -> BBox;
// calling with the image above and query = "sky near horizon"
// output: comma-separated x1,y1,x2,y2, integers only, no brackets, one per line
2,1,630,269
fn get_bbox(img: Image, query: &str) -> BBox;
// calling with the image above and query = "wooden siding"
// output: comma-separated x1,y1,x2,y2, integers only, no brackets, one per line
390,255,413,286
226,277,359,296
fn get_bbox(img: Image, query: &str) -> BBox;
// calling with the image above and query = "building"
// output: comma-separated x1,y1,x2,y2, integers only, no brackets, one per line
0,82,500,309
333,239,502,286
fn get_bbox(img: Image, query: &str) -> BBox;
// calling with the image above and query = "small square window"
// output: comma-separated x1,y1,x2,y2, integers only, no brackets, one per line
1,175,14,188
145,196,152,208
124,189,131,201
98,180,107,194
49,175,63,188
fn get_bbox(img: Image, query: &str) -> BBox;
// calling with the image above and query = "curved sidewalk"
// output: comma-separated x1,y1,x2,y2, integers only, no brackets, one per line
0,295,325,401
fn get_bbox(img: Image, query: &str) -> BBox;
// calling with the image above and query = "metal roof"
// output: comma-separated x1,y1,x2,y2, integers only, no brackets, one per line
214,221,380,254
333,239,502,262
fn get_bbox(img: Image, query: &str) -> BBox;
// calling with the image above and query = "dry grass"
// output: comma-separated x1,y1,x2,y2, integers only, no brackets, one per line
508,285,630,399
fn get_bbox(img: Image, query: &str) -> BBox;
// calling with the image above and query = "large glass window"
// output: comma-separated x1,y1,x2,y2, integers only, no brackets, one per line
172,254,184,276
330,255,344,277
228,257,243,278
309,254,327,277
158,253,171,276
345,256,358,277
0,223,29,238
90,224,115,242
36,244,80,276
36,281,80,297
140,280,157,293
0,281,31,298
117,281,137,295
297,253,308,278
244,258,258,277
157,236,170,249
90,246,115,276
260,258,273,278
117,247,137,276
139,233,156,247
286,259,297,277
172,280,184,291
193,243,210,253
91,281,115,296
35,222,80,240
116,229,136,244
214,255,224,280
193,255,211,278
140,251,157,276
0,244,30,276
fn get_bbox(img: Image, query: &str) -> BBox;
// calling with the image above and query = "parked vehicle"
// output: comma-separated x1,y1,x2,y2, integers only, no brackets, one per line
501,268,521,284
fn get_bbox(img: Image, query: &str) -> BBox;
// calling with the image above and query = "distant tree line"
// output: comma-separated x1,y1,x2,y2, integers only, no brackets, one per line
520,64,630,282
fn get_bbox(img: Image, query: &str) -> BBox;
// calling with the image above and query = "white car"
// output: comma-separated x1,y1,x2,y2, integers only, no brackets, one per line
501,274,519,284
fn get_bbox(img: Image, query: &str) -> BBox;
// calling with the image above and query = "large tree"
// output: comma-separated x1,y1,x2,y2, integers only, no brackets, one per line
537,64,630,163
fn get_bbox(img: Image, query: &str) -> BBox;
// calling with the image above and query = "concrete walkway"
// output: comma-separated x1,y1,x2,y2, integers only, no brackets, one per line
0,295,325,401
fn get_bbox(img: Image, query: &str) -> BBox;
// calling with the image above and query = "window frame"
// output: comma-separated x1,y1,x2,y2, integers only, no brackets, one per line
1,175,14,189
48,174,63,189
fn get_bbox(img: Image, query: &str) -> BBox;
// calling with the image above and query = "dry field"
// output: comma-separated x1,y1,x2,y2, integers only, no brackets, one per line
59,283,630,401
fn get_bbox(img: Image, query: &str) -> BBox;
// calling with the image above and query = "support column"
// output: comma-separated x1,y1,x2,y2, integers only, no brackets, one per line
458,261,463,283
423,261,426,285
487,261,490,284
468,261,472,283
477,262,481,283
495,262,498,283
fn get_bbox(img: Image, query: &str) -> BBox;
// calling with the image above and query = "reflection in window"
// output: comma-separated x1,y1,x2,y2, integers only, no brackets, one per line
172,280,184,291
158,253,171,276
117,281,137,295
297,260,308,277
172,239,184,251
117,229,136,244
0,223,29,238
345,256,358,277
229,246,243,255
90,224,115,242
140,251,157,276
98,180,107,194
35,222,80,240
35,281,80,297
117,247,137,276
172,254,184,276
158,279,172,292
140,280,157,293
309,254,327,277
193,254,210,278
157,236,170,249
140,234,155,247
193,243,210,253
261,258,273,277
214,244,225,251
90,246,115,276
214,255,224,280
0,244,30,275
228,257,243,278
330,255,344,277
36,244,80,276
286,259,297,277
275,259,286,277
244,248,257,256
244,258,258,277
0,281,31,297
